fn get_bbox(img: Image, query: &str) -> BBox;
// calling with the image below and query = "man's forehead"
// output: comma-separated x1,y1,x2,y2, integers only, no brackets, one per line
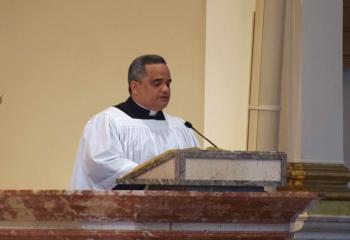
144,63,170,75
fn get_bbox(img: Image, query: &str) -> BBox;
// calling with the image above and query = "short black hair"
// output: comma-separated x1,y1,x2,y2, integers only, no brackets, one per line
128,54,167,93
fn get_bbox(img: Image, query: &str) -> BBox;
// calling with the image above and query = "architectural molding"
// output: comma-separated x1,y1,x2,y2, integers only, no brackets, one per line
294,214,350,240
278,162,350,200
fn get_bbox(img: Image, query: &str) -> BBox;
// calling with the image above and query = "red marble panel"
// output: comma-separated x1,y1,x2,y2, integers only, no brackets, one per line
0,229,291,240
0,190,318,223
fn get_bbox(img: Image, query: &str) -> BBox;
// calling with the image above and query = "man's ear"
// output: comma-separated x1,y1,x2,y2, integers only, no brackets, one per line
130,80,139,95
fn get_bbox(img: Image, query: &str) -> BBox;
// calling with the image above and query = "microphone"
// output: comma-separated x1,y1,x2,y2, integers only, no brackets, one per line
184,121,218,148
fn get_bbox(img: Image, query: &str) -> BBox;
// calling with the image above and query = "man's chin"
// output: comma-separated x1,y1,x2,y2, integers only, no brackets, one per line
157,100,169,111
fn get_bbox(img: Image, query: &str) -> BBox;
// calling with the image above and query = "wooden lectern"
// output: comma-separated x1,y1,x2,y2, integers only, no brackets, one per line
0,150,319,240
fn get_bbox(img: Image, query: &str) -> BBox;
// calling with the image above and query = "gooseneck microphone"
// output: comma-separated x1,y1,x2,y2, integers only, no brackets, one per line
184,121,218,148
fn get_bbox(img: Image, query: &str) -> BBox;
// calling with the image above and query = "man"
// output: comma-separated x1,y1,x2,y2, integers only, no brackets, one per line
70,54,199,189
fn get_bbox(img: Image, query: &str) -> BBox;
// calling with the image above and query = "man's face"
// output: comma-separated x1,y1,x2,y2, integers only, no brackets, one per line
131,63,171,111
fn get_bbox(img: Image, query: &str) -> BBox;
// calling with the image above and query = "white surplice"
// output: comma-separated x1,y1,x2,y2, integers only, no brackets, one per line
70,107,198,189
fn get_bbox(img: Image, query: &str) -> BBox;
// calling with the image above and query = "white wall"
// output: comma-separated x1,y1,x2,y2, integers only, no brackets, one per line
204,0,255,150
344,71,350,167
299,0,343,163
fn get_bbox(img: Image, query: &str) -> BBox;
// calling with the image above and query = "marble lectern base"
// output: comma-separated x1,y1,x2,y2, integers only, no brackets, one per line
0,190,318,240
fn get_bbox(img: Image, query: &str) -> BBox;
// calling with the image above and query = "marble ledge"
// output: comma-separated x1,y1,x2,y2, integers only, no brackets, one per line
0,229,290,240
0,190,318,224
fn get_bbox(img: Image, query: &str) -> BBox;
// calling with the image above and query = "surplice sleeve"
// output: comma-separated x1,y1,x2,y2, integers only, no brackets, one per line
73,112,138,189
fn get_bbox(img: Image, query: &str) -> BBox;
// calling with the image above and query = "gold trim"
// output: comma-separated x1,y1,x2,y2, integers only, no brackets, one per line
278,163,350,200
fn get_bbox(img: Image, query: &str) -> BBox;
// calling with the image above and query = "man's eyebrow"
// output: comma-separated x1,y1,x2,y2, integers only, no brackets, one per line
151,78,162,82
150,78,172,84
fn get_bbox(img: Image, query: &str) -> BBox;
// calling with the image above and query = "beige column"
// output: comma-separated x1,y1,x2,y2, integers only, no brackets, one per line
248,0,286,151
204,0,255,150
249,0,349,200
249,0,344,164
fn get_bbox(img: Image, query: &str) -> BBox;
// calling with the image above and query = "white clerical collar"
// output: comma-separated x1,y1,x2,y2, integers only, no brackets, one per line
135,102,158,116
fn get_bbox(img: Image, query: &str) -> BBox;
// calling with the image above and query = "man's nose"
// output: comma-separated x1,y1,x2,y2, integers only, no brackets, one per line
161,83,170,93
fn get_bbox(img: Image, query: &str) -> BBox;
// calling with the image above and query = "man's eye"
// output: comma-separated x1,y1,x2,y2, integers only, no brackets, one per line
152,80,161,86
